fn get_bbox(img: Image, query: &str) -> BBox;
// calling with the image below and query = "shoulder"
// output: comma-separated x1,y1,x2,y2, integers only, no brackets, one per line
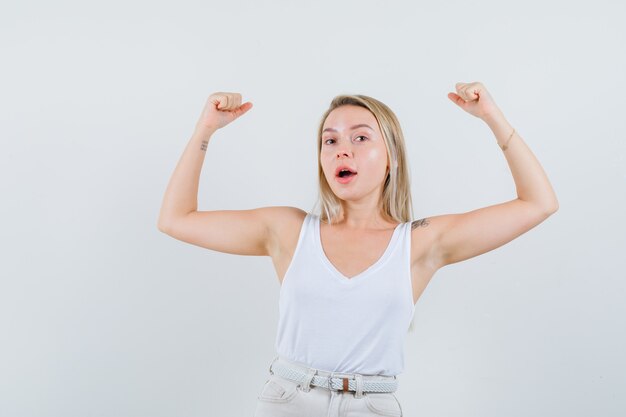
263,205,307,224
261,206,308,259
409,215,450,271
259,206,309,254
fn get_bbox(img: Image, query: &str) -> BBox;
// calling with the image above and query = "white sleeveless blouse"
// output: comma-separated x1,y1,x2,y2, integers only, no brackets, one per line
274,212,416,376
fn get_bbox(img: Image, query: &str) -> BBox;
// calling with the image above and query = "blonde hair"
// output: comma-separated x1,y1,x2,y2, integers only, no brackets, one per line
312,94,417,332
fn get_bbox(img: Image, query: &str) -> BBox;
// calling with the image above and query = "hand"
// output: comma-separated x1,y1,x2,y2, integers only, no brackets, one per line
196,92,253,131
447,82,502,121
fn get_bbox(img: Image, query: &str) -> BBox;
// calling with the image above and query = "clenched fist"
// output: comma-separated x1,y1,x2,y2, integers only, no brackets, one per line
196,92,253,131
447,82,501,121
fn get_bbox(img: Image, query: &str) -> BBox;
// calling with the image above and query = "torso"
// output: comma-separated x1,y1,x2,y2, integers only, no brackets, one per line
267,207,440,305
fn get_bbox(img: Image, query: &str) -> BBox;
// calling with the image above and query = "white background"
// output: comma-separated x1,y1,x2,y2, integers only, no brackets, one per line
1,1,624,416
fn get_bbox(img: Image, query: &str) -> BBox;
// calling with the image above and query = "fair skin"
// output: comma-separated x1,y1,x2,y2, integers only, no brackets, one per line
157,84,559,305
319,104,395,230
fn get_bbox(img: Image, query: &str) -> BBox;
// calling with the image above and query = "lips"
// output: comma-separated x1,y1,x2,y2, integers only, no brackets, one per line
336,173,356,184
335,165,358,177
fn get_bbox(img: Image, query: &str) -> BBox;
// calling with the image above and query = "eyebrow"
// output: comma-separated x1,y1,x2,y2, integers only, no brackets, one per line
322,124,374,133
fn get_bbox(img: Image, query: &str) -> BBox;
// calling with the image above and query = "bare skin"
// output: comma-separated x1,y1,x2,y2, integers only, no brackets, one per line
159,86,558,309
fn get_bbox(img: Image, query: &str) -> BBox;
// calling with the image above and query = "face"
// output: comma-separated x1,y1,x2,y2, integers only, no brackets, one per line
320,105,389,202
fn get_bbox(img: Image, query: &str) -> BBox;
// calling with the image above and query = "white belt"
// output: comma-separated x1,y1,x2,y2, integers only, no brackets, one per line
270,357,398,393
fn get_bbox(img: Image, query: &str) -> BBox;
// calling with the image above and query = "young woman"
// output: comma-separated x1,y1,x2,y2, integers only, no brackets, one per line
157,83,559,417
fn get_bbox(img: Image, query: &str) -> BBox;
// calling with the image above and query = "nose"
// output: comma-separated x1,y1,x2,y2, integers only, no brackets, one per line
335,140,353,159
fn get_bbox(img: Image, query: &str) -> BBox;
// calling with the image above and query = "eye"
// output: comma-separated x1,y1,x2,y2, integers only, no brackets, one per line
323,136,368,145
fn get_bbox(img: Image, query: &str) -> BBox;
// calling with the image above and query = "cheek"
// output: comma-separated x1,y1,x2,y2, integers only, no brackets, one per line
365,148,388,169
320,158,333,176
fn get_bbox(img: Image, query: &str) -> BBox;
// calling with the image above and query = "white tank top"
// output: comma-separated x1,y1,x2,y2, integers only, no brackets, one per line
275,212,416,376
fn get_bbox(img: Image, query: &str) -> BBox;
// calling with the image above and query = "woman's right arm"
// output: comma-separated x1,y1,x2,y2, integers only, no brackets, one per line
157,92,274,256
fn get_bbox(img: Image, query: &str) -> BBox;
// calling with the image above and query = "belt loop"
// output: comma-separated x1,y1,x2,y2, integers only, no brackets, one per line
299,367,317,392
354,374,364,398
268,355,279,375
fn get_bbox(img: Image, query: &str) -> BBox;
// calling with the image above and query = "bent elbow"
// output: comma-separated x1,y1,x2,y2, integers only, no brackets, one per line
547,200,559,215
157,221,171,234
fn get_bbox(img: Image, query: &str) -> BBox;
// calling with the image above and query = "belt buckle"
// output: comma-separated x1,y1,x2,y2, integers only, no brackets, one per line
327,375,338,392
327,374,351,392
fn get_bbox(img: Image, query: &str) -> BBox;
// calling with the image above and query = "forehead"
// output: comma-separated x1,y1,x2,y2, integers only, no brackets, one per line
323,105,379,132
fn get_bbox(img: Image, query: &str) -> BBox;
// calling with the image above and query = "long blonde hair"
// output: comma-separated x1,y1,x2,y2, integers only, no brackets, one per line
312,94,417,332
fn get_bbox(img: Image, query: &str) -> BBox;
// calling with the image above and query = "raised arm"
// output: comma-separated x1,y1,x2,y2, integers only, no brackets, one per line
157,92,277,256
427,82,559,268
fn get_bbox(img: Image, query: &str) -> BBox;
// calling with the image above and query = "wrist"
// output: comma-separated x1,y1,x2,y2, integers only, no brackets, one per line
194,123,218,138
482,109,507,127
483,111,516,151
483,111,511,134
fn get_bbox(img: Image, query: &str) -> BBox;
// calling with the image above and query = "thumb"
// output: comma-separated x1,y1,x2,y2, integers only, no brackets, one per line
231,101,254,119
447,92,467,109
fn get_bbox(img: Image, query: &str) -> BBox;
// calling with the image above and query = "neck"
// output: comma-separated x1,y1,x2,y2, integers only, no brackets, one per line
333,204,394,230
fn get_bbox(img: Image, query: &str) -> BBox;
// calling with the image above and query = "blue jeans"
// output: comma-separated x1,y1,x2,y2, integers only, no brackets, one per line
253,355,403,417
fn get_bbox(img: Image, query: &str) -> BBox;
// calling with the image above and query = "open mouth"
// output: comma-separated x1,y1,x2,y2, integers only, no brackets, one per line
335,169,357,183
337,169,357,178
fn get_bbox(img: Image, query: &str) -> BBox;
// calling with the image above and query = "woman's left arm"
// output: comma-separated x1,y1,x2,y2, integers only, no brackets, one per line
430,82,559,268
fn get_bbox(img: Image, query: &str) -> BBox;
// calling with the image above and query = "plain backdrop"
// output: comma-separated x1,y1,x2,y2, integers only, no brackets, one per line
1,1,624,416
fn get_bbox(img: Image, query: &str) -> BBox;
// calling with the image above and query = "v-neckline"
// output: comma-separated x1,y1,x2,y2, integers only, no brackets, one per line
315,215,403,283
